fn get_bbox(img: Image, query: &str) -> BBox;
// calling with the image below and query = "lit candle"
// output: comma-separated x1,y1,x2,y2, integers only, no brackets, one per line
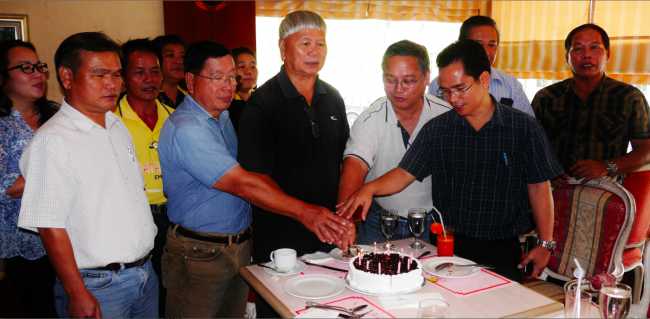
379,262,382,274
398,262,401,274
407,258,411,271
366,260,369,270
374,242,377,254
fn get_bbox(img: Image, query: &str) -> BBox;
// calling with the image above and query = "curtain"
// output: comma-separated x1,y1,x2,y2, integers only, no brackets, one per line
493,1,650,85
255,1,480,23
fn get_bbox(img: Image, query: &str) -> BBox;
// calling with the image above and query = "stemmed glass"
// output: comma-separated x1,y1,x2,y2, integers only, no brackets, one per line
408,208,427,249
379,209,399,251
599,282,632,318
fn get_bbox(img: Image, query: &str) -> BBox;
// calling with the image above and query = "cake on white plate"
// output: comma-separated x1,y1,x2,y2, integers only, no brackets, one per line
348,252,423,294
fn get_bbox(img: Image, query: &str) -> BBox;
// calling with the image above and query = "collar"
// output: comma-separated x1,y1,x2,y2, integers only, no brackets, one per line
490,66,503,83
117,94,172,132
177,84,187,95
234,89,254,101
277,65,326,99
59,97,118,134
449,94,508,128
10,109,21,117
183,93,230,124
566,73,608,94
385,94,433,125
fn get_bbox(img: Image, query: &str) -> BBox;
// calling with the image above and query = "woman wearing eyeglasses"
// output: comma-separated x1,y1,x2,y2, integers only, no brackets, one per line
0,40,58,317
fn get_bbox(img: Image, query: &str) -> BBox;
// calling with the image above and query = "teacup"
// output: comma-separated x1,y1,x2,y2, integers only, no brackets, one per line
270,248,296,272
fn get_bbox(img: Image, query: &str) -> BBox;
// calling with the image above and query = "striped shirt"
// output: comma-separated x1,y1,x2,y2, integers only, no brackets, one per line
428,67,534,117
18,100,156,269
399,98,563,240
532,76,650,182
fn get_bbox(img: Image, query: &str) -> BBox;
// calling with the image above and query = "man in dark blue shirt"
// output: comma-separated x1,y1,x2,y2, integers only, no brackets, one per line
337,40,563,283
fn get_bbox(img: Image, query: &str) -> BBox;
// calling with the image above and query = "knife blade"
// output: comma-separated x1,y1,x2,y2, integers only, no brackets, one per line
303,261,348,272
417,251,431,259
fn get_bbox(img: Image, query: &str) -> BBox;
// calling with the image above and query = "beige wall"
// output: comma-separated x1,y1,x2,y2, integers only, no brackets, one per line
0,1,164,103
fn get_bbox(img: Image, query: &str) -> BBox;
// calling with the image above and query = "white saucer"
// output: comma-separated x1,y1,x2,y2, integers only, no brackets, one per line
329,245,373,263
342,273,425,296
264,260,307,276
283,274,345,299
421,257,482,278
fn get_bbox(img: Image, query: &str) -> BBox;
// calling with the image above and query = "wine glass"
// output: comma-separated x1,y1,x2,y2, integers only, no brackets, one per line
599,282,632,318
379,209,399,251
408,208,427,249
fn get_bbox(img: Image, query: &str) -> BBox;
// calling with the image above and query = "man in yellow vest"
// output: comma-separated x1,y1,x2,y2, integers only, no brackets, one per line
113,38,173,317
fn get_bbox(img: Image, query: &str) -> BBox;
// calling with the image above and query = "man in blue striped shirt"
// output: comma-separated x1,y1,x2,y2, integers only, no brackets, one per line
428,16,534,117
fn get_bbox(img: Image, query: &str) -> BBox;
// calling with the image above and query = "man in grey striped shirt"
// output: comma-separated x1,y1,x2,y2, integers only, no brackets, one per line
428,16,534,117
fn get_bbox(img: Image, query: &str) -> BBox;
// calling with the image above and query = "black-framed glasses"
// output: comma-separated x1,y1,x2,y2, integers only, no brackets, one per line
383,74,423,90
194,73,241,86
303,105,320,139
437,81,475,98
6,62,48,74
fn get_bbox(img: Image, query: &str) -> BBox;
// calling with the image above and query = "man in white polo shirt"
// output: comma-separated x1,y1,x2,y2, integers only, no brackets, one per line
18,32,158,318
338,40,451,245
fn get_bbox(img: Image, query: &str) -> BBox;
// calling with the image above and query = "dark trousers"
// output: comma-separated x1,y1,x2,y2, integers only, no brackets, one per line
434,234,524,283
151,212,171,318
7,255,58,318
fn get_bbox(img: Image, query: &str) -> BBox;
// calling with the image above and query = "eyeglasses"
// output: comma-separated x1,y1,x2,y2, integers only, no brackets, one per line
303,105,320,139
383,74,423,90
194,73,241,86
437,82,475,98
5,62,48,74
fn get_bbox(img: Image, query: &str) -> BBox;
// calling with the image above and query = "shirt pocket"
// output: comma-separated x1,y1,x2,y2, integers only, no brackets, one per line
492,151,515,189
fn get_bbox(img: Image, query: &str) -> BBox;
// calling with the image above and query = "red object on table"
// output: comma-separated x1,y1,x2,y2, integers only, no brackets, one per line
437,234,454,256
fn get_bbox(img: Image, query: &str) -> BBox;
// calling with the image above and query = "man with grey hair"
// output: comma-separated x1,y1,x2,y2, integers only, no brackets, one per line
337,40,452,246
238,10,354,264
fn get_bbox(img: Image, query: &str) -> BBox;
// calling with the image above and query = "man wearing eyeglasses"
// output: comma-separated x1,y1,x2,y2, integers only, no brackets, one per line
337,40,452,246
428,16,534,116
158,40,353,318
338,40,563,283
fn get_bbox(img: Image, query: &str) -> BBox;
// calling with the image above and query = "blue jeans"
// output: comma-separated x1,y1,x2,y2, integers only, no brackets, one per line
357,200,434,246
54,259,158,318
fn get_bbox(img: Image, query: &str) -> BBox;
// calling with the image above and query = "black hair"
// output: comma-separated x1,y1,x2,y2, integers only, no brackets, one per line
381,40,430,75
459,15,500,44
231,46,256,62
184,41,232,75
436,39,491,81
152,35,186,54
564,24,610,52
54,32,122,88
0,40,57,126
121,38,162,73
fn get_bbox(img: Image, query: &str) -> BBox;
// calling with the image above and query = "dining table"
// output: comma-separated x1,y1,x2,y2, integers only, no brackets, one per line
240,238,566,318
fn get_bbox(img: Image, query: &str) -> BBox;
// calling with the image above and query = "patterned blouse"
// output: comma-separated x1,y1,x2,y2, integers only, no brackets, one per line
0,106,57,259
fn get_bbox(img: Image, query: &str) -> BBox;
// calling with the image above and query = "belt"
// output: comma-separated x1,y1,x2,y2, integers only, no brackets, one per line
175,225,252,245
150,204,167,214
86,251,152,271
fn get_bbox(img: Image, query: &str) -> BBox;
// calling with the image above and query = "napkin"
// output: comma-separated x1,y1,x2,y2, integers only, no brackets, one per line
302,252,333,263
378,292,445,310
294,308,339,318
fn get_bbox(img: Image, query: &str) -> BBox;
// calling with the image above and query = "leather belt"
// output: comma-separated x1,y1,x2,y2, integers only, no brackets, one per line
86,251,152,271
150,204,167,214
175,225,252,245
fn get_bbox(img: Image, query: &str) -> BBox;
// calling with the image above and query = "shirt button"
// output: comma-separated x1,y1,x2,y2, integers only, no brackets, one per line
579,143,584,147
126,177,129,180
469,205,473,209
475,134,479,138
474,158,477,162
471,182,475,185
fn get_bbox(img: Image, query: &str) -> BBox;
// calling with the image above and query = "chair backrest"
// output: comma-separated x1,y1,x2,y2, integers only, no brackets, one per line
545,177,635,281
628,238,650,318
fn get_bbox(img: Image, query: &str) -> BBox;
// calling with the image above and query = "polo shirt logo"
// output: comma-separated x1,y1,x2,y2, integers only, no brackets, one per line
330,116,337,121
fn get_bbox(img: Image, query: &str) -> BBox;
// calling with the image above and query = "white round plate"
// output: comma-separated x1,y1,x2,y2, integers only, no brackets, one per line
342,273,425,296
283,274,345,299
264,260,307,276
329,245,373,263
421,256,482,278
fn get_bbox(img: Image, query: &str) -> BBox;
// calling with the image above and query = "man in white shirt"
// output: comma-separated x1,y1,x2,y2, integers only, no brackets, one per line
337,40,452,245
18,32,158,318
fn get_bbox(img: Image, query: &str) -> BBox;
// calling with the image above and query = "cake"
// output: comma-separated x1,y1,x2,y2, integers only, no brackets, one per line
348,252,423,294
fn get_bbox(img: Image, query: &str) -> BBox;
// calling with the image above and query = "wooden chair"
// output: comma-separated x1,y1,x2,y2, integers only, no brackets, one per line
525,177,635,301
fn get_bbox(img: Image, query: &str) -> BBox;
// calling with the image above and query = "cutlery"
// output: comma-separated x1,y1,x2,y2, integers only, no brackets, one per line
341,245,361,257
303,261,348,272
306,302,368,316
416,251,431,259
434,262,493,271
256,263,289,273
339,310,372,318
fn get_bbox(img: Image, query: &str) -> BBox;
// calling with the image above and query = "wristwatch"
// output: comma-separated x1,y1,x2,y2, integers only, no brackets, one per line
605,160,618,174
537,239,557,252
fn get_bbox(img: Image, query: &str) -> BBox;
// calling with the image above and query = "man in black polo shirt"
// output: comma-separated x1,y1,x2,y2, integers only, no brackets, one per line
337,40,563,283
238,11,353,265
